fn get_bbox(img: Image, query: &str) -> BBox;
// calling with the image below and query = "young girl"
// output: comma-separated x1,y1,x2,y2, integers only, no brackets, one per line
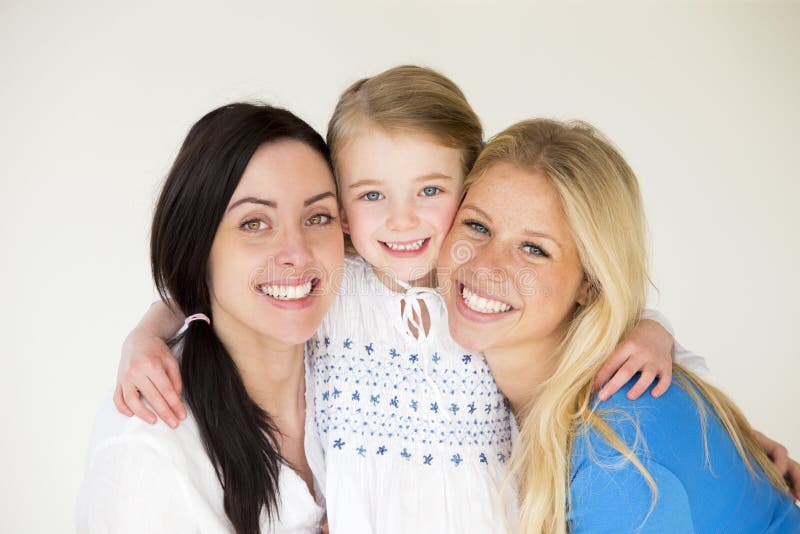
115,66,707,532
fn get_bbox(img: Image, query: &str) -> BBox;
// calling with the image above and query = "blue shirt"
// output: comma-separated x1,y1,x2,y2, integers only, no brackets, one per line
569,377,800,533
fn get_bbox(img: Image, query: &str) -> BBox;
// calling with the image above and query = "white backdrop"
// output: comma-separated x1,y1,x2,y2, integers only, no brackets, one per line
2,2,798,532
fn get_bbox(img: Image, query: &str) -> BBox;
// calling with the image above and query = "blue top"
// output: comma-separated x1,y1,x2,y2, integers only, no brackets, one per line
569,377,800,533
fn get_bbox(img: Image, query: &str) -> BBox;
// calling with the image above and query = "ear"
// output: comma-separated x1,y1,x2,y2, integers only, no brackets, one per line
339,204,350,234
576,276,594,307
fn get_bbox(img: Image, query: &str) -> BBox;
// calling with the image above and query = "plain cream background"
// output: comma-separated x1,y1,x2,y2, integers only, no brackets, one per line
2,1,798,532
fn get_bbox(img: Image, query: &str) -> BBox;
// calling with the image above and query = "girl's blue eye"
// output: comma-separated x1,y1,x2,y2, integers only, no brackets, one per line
362,191,384,201
420,186,441,197
522,243,549,258
464,219,489,235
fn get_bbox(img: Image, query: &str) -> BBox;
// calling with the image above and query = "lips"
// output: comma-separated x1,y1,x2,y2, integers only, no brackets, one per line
456,282,515,319
379,237,431,257
255,278,319,300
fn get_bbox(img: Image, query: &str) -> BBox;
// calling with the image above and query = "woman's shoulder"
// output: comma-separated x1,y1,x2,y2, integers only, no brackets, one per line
83,395,209,475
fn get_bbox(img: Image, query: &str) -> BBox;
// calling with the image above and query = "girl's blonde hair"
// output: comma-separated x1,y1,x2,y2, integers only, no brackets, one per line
327,65,483,179
466,119,790,534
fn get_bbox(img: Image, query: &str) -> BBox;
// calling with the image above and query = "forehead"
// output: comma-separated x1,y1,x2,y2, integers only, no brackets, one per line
236,140,334,196
336,127,463,184
465,163,571,236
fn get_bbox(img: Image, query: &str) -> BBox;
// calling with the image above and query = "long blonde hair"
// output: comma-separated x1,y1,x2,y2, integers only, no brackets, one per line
466,119,790,534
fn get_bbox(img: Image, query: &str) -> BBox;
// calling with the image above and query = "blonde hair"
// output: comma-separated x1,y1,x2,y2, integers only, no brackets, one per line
327,65,483,180
466,119,791,534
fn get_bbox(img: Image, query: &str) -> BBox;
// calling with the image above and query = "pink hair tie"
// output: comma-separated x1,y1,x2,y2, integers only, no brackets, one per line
184,313,210,327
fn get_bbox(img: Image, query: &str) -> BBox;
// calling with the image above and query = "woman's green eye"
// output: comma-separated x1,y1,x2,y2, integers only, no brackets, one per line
421,186,441,197
243,219,266,232
307,214,331,225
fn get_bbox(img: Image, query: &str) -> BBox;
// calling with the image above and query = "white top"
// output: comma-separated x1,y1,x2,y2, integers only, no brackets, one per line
76,396,325,534
306,255,519,533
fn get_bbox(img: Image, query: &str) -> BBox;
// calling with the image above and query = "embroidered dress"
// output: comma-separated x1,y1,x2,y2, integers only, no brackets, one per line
305,255,518,533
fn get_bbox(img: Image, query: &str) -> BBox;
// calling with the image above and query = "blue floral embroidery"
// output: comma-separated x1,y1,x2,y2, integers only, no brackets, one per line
432,352,441,364
332,387,341,399
484,403,492,414
322,391,330,401
324,336,330,347
449,403,459,415
390,395,399,408
315,339,320,349
468,402,476,414
356,445,366,457
365,342,374,355
497,452,507,463
410,400,418,412
401,448,411,460
389,348,400,358
462,354,472,364
409,353,419,364
377,445,388,455
423,454,433,465
479,452,488,464
370,394,380,406
352,390,360,401
333,438,345,449
343,338,353,349
451,453,463,466
430,402,439,414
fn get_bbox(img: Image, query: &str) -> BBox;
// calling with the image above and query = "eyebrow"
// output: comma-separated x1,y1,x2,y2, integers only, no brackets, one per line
226,191,336,212
348,173,454,189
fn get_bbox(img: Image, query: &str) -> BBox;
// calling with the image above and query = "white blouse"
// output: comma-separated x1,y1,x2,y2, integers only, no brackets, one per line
76,397,324,534
306,255,519,533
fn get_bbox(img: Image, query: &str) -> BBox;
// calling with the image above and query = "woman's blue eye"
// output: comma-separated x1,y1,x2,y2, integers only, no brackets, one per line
523,243,549,258
362,191,383,201
464,219,489,235
420,186,441,197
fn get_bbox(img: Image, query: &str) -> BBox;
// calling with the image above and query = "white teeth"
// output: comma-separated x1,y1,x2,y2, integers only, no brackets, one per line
258,281,313,300
461,286,511,314
384,239,425,251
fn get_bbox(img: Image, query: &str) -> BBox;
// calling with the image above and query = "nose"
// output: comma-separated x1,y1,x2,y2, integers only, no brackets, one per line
386,198,419,232
273,223,313,271
465,238,508,288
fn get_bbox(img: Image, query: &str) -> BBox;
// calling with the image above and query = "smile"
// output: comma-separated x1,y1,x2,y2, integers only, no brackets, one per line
381,238,428,251
256,279,317,300
460,283,513,314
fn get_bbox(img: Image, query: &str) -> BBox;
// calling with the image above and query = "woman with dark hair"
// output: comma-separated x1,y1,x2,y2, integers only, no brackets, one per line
76,103,344,533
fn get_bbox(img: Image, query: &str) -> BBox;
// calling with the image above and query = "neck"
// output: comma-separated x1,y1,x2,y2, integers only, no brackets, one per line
484,337,561,419
212,306,306,420
372,265,437,292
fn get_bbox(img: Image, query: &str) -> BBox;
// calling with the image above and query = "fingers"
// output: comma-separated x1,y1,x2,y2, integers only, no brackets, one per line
121,382,157,425
113,384,133,417
650,365,673,398
626,370,657,401
153,359,187,421
598,360,637,402
137,378,180,428
594,341,633,392
786,459,800,500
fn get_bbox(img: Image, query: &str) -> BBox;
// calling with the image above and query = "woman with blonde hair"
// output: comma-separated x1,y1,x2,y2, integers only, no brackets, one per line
437,118,800,532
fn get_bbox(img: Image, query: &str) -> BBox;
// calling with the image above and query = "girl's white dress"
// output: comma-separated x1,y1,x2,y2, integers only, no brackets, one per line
305,255,519,533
